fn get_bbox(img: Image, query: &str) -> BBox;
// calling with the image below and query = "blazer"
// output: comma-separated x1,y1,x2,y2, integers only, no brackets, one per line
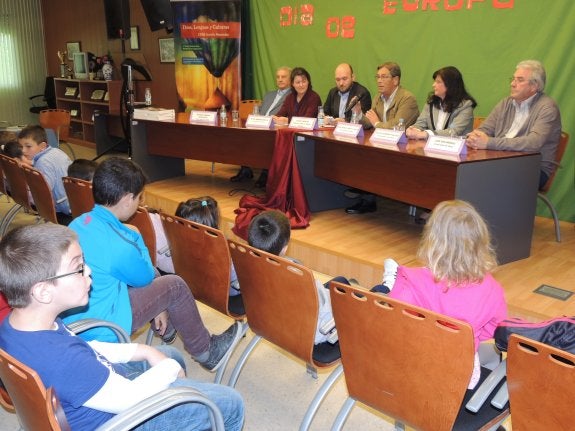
260,88,289,116
323,81,372,122
412,99,475,137
361,86,419,129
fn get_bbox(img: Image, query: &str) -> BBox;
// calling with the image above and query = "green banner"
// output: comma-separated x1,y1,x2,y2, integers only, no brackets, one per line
248,0,575,221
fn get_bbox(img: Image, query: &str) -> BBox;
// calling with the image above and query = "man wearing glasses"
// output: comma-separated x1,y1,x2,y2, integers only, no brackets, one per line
347,62,419,214
360,62,419,130
466,60,562,190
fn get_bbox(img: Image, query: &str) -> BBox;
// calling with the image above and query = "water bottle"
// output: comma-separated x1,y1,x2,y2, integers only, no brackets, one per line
351,111,359,124
220,105,228,127
144,88,152,106
317,106,325,128
395,118,405,131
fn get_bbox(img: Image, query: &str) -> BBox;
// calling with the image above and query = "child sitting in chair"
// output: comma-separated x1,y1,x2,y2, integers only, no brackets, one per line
247,210,349,344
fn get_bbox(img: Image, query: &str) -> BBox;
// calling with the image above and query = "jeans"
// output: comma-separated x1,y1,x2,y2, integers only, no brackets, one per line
128,274,211,358
114,347,244,431
132,379,244,431
114,346,187,380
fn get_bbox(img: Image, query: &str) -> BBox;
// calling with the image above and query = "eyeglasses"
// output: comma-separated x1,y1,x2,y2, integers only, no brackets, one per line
375,74,393,80
510,76,528,84
44,264,85,282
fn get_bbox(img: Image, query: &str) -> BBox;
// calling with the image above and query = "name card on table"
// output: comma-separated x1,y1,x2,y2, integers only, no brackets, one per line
333,122,364,138
189,110,218,126
289,116,317,130
425,135,466,156
245,114,274,129
369,128,407,145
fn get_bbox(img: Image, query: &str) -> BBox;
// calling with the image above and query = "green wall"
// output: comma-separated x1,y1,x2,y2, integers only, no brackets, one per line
246,0,574,221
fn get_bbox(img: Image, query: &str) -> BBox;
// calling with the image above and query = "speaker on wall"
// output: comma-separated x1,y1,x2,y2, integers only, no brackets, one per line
103,0,131,40
140,0,174,33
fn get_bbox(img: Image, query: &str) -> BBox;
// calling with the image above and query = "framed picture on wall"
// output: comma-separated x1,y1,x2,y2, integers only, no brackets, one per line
130,26,140,50
66,41,81,61
158,38,175,63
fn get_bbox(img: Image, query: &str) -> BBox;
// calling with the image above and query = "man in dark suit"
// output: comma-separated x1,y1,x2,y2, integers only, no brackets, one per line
230,66,292,187
323,63,372,124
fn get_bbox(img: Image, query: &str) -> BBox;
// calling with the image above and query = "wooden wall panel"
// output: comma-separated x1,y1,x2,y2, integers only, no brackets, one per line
41,0,178,111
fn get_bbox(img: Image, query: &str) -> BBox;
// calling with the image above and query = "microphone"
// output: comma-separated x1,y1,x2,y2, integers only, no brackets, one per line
344,94,363,114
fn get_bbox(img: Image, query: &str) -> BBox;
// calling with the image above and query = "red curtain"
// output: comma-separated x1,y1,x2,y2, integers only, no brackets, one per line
232,128,311,240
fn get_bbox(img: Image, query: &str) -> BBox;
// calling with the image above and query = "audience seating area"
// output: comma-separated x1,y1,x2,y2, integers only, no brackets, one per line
0,140,573,430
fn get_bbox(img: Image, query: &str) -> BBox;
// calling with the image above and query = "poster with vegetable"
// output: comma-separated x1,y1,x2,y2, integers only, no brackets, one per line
172,0,241,112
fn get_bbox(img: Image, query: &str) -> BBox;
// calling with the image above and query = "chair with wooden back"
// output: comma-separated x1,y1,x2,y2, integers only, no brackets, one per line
227,240,341,429
0,348,71,431
239,99,262,120
0,346,226,431
39,109,76,160
506,334,575,430
0,155,36,237
161,213,246,383
126,206,157,267
21,164,58,224
538,131,569,242
62,176,94,218
329,281,509,431
39,109,70,143
473,116,486,129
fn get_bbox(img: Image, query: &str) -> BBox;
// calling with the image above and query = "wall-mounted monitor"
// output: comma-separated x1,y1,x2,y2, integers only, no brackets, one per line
73,52,89,80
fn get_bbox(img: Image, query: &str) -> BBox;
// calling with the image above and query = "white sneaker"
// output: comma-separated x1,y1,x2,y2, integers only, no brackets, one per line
382,258,399,290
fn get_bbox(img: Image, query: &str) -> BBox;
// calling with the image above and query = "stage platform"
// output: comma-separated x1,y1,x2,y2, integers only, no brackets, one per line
145,160,575,323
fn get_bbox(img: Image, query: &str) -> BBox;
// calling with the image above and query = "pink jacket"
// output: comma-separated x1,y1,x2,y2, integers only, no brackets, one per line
389,266,508,351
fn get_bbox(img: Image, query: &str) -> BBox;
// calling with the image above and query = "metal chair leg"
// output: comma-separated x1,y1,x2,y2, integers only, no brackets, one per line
538,192,561,242
299,364,344,431
331,397,356,431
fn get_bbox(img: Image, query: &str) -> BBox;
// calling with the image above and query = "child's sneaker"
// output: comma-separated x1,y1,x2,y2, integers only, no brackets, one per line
382,258,399,291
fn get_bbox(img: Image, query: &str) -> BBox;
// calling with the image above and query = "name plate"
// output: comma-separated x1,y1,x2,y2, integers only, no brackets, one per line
189,110,218,126
333,122,364,138
245,114,274,129
425,135,466,155
369,128,407,145
289,116,317,130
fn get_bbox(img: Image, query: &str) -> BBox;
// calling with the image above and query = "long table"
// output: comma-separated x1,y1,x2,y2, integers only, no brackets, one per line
130,113,276,181
295,130,540,264
130,118,540,264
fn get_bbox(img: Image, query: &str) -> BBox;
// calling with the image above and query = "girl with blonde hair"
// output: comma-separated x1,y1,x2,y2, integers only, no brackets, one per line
385,200,507,388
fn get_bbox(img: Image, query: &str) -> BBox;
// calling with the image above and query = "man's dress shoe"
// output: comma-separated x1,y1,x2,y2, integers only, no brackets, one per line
255,169,268,188
230,166,253,182
345,200,377,214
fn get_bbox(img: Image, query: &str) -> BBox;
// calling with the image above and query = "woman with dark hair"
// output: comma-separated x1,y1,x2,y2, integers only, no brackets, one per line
407,66,477,139
273,66,322,125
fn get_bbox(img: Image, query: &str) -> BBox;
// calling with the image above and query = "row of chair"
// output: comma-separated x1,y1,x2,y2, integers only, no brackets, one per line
0,154,59,237
2,157,571,429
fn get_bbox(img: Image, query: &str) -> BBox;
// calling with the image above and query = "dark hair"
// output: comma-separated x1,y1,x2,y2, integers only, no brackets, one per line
247,210,290,256
175,196,220,229
92,157,147,206
0,224,77,308
428,66,477,113
290,67,313,90
18,125,47,144
67,159,99,181
377,62,401,80
1,140,23,159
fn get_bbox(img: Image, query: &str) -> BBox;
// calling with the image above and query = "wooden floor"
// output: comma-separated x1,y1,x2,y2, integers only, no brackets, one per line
145,159,575,323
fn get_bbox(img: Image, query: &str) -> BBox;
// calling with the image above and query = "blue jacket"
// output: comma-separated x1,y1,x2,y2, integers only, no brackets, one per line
62,205,155,341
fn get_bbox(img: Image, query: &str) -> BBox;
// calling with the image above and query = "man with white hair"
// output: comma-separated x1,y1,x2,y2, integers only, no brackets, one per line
466,60,562,189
